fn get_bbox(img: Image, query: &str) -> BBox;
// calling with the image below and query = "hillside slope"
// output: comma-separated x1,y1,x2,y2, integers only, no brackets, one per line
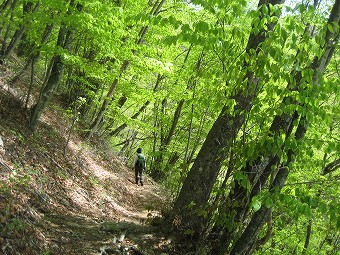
0,66,173,255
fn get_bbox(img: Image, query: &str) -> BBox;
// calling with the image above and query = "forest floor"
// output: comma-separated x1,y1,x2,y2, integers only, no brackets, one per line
0,65,180,255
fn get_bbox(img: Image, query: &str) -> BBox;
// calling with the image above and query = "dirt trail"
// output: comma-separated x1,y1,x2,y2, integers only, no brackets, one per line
0,69,172,255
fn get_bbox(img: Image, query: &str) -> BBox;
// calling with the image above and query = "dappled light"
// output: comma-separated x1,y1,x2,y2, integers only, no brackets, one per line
1,0,339,254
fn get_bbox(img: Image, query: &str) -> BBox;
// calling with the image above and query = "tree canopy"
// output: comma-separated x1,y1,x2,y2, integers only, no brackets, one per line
0,0,339,254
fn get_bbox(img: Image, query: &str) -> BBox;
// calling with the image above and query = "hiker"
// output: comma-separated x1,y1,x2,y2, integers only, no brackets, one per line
132,148,146,186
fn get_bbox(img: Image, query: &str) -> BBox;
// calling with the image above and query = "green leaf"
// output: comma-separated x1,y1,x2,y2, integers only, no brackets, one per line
252,199,262,212
163,36,178,46
330,207,336,221
168,15,178,27
332,21,339,34
281,28,287,44
181,24,191,33
304,204,312,218
188,201,196,209
184,229,195,235
292,33,297,44
195,21,209,33
327,23,334,33
265,196,273,208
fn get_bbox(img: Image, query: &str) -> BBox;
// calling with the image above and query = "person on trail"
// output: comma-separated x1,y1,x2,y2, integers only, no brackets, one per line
132,148,146,186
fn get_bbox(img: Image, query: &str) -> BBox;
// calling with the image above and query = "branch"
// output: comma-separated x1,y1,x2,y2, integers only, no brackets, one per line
42,152,64,170
285,176,340,186
0,158,12,174
112,136,151,147
322,159,340,175
256,208,273,248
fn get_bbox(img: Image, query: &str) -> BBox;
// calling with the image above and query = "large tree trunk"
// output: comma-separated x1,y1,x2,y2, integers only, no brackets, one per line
29,1,84,131
29,52,64,130
224,1,340,254
230,110,310,255
211,108,298,254
230,161,290,255
170,0,285,237
29,16,74,130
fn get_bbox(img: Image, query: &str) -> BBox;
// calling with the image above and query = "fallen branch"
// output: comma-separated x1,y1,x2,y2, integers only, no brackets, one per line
42,152,64,171
0,158,12,174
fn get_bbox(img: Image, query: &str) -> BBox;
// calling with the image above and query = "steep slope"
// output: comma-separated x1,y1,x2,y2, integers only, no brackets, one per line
0,66,173,255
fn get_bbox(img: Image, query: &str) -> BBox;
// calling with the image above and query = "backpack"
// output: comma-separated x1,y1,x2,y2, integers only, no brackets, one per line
135,154,145,169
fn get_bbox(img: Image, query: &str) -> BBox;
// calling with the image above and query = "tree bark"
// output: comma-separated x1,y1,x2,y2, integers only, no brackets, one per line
29,1,79,131
227,1,340,253
212,108,298,255
322,158,340,175
230,164,290,255
170,0,285,237
0,0,17,61
0,1,40,61
302,220,312,255
11,23,54,84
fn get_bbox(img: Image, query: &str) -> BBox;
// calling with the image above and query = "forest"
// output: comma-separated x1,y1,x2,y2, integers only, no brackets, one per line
0,0,339,254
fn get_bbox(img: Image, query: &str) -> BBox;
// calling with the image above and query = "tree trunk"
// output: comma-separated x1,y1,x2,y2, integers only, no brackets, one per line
322,158,340,175
29,54,63,130
110,101,150,136
230,163,290,255
211,108,298,254
256,208,273,248
0,1,40,61
225,2,340,253
0,0,17,62
302,220,312,255
184,103,195,163
24,57,35,109
186,110,208,166
29,25,73,130
151,48,203,180
11,23,54,84
29,0,84,131
110,73,163,137
87,0,166,138
0,0,13,16
170,0,285,237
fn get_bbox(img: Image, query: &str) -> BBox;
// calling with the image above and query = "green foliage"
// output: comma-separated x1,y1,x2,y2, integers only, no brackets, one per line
234,171,251,192
1,0,339,252
88,176,99,186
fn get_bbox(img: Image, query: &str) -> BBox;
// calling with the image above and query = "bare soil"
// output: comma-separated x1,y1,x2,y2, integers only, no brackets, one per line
0,65,177,255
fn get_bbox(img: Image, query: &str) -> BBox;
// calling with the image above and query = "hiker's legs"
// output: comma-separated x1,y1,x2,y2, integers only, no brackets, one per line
139,168,143,185
134,167,144,185
135,168,139,184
